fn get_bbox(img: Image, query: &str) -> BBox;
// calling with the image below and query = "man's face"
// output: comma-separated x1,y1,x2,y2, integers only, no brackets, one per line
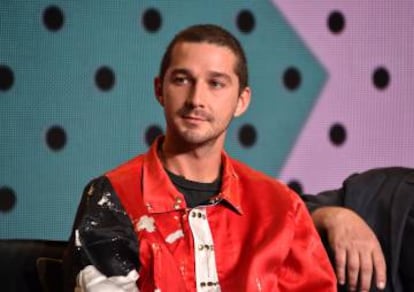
155,42,250,148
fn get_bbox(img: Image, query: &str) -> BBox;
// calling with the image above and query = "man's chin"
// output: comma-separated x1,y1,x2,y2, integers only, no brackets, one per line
178,131,215,146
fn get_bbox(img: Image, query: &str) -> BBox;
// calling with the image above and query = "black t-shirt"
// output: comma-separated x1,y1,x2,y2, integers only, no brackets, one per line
165,169,222,208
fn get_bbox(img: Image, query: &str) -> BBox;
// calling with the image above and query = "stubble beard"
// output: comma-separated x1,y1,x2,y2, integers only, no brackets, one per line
168,116,232,148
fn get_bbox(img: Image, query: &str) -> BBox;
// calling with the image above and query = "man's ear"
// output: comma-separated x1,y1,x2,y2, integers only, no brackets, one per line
154,77,164,106
234,87,251,117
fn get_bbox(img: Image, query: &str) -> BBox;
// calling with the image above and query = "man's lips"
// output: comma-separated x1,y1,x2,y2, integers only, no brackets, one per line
183,115,207,121
178,112,213,130
178,108,212,122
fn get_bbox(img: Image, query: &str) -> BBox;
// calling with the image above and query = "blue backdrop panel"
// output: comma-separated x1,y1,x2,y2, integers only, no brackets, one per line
0,0,323,239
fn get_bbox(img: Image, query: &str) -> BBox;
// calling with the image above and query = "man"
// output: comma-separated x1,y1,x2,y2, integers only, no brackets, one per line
304,167,414,292
64,24,336,291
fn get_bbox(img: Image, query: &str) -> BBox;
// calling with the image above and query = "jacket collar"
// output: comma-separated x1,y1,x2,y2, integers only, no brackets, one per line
142,137,243,214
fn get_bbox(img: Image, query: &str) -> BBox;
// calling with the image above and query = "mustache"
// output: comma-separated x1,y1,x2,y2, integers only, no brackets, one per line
177,106,213,121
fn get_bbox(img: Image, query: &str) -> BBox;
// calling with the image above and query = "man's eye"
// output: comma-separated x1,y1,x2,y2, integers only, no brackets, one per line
173,76,189,85
210,80,224,89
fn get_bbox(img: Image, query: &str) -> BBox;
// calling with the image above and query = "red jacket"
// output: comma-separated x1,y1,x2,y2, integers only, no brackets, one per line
106,139,336,291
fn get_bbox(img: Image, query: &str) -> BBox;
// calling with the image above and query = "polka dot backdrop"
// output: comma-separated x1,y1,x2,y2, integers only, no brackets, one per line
275,0,414,194
2,1,412,240
0,1,323,239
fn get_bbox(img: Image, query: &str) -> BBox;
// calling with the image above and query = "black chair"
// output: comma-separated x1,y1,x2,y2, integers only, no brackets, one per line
0,239,67,292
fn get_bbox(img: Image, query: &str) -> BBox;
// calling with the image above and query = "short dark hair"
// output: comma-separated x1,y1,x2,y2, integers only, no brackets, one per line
159,24,248,92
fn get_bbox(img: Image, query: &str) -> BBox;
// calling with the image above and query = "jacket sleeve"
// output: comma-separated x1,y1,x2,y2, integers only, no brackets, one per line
63,176,139,291
278,199,337,291
301,172,365,213
301,189,345,213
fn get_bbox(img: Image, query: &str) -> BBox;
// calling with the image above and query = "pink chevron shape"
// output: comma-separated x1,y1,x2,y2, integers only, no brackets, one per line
273,0,414,194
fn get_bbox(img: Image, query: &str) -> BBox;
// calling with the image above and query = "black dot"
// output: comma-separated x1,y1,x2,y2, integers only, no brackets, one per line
142,8,162,32
236,10,255,33
238,124,257,148
283,67,301,91
46,125,67,151
373,67,390,90
329,123,347,146
43,5,64,31
0,186,16,212
328,11,345,34
145,125,163,147
95,66,115,91
0,65,14,91
288,180,303,195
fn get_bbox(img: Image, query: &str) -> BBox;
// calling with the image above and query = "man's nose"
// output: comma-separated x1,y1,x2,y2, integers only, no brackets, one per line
186,81,205,107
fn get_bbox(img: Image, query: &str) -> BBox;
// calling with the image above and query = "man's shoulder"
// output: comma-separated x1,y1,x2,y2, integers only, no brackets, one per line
229,157,297,200
230,158,284,185
228,158,305,222
340,167,414,195
105,153,146,180
100,153,149,213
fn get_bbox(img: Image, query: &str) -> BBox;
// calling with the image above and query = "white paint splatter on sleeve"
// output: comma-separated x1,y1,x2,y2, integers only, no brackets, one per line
97,192,114,208
76,265,139,292
75,229,82,247
97,196,109,206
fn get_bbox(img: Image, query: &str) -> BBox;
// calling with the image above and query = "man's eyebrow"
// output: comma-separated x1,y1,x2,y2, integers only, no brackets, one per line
169,68,192,76
169,68,232,83
208,71,232,83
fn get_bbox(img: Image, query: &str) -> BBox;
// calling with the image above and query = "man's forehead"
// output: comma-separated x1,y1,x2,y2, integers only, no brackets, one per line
171,41,235,58
168,41,238,73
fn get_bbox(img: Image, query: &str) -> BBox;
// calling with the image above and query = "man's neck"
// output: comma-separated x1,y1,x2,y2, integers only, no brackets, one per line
159,137,223,183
